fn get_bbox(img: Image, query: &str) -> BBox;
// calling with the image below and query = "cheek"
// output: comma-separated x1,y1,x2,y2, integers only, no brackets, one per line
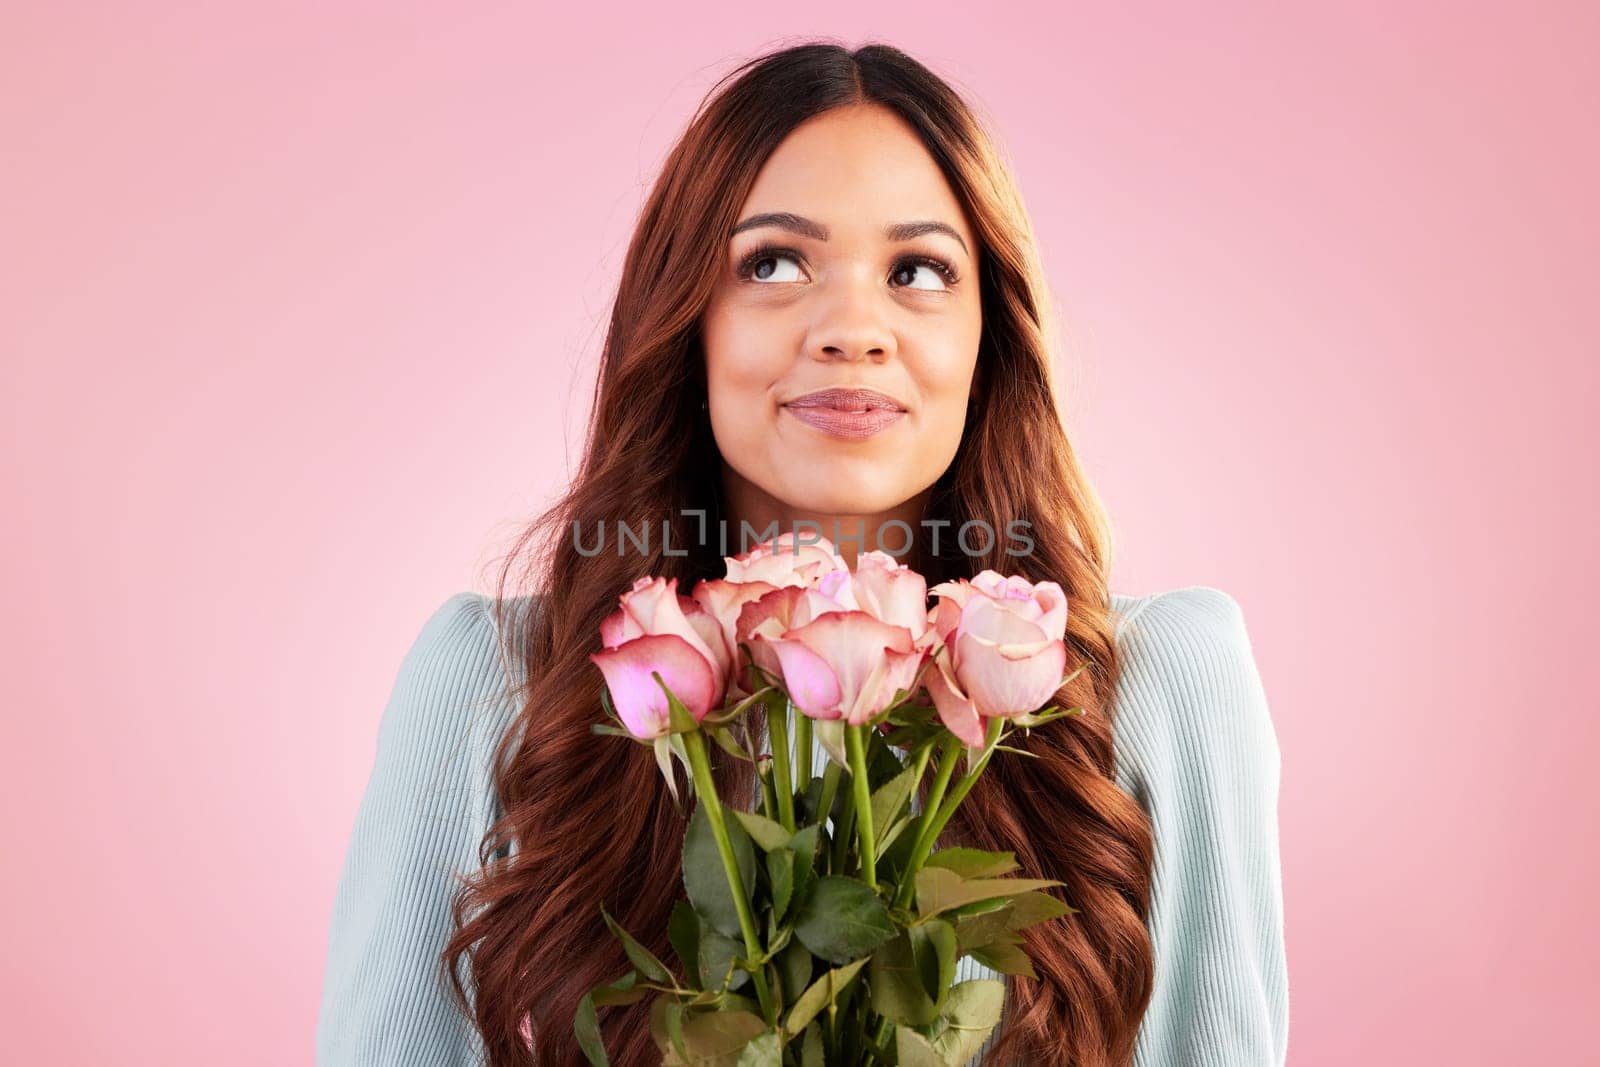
917,343,980,420
703,304,789,402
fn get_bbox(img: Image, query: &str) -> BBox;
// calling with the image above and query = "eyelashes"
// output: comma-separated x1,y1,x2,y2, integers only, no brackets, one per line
734,242,961,289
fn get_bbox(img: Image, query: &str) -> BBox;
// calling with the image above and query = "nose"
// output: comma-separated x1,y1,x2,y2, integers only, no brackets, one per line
806,269,895,363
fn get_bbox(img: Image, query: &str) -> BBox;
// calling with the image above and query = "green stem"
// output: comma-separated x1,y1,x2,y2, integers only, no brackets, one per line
908,739,933,792
868,1010,897,1065
682,728,776,1023
757,757,777,821
845,723,877,889
921,719,1004,855
893,733,964,909
873,720,1004,1054
816,757,841,841
831,785,856,873
768,699,796,833
793,707,813,791
894,718,1004,910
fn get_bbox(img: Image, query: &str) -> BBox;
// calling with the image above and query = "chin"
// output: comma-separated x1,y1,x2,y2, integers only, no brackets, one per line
773,480,907,519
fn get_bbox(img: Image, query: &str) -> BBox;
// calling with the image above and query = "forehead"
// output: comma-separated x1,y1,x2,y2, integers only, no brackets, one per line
738,105,975,248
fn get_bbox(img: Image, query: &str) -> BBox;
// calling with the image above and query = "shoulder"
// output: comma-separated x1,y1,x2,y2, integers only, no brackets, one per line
393,589,539,702
375,591,529,813
1105,585,1279,803
388,591,508,727
1110,584,1250,656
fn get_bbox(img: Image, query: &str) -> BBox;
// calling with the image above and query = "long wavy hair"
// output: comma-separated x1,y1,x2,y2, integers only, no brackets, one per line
442,39,1155,1066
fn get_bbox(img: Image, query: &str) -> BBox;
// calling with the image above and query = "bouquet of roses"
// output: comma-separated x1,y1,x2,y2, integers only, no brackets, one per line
577,534,1085,1066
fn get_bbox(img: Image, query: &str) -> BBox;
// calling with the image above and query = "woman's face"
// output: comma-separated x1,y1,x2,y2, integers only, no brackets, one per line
700,103,983,554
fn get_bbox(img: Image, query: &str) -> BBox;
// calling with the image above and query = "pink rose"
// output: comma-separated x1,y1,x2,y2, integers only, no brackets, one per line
737,581,925,728
723,531,849,588
923,571,1070,748
731,583,844,695
689,577,780,695
589,576,733,739
827,550,932,643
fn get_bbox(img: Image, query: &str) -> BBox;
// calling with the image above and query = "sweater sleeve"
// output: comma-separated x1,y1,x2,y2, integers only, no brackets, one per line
316,591,519,1067
1110,586,1290,1067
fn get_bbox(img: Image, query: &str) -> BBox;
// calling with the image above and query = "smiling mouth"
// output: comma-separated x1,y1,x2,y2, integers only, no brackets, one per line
784,387,907,413
780,396,908,438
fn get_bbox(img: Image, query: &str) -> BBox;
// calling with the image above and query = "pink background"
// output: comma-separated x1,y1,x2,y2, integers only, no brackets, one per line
3,4,1595,1065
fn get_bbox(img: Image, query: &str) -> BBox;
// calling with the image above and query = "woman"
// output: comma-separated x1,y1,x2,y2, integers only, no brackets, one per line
316,41,1288,1066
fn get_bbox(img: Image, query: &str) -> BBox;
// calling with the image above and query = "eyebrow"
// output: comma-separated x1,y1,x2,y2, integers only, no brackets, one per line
730,212,970,256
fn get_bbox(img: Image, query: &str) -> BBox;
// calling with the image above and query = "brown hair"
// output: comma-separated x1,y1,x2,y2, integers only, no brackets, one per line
443,39,1155,1065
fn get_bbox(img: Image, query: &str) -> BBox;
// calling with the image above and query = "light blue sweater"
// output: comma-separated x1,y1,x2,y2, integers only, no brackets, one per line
316,586,1288,1065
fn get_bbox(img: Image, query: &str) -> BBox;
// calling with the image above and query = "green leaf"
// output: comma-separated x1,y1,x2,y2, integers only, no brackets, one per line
733,809,793,852
787,824,821,920
576,979,611,1067
923,979,1006,1064
970,938,1038,978
683,799,758,940
734,1029,784,1065
941,895,1014,922
923,847,1020,880
640,998,684,1062
766,848,794,920
659,1009,770,1066
599,904,671,983
869,765,919,849
870,767,921,825
709,724,755,761
668,899,700,981
868,932,935,1027
866,920,957,1027
952,907,1015,954
894,1026,944,1067
662,997,688,1063
800,1021,825,1066
919,920,959,1017
698,923,752,992
662,683,700,735
777,935,813,1007
1005,889,1078,930
793,876,897,964
713,991,762,1015
877,811,919,878
590,969,649,1008
783,956,869,1038
798,773,848,825
913,866,1063,919
877,810,915,854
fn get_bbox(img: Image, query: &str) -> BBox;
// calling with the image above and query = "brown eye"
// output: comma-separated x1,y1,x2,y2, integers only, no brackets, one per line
892,256,958,291
738,246,806,283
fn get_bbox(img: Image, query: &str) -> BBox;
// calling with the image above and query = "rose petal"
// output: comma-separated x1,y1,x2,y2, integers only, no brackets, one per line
619,577,729,694
781,612,916,724
765,636,844,719
923,647,986,748
851,553,930,638
691,577,778,676
954,629,1067,719
589,633,719,738
843,646,926,726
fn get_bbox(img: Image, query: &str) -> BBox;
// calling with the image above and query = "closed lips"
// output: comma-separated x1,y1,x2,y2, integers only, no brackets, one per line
785,388,907,412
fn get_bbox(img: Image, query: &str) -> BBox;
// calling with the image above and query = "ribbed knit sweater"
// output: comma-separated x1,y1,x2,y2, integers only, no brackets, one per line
316,586,1288,1065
